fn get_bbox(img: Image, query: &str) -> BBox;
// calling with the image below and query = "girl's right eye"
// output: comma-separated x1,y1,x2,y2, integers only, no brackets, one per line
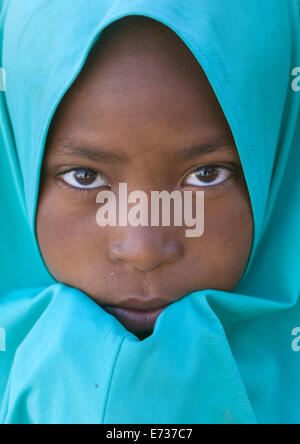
59,168,109,190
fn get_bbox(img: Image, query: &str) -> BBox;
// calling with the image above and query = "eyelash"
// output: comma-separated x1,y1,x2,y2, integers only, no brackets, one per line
56,164,239,194
56,167,111,193
181,164,239,192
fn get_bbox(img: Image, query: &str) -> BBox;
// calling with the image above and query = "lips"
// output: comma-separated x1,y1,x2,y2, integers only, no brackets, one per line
102,304,167,333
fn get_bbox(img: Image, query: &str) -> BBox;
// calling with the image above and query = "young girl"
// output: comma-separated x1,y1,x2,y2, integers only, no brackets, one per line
0,0,299,424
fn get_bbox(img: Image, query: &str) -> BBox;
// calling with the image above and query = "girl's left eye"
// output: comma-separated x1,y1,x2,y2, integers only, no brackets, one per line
60,168,108,189
183,166,233,188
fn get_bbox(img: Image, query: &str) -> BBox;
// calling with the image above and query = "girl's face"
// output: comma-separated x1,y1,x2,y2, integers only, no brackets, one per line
36,17,253,339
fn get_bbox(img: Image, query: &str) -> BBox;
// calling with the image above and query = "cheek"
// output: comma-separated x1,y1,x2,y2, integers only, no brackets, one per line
187,188,253,290
36,189,107,282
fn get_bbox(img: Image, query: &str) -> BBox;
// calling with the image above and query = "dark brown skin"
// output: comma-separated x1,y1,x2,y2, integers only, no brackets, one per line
36,17,253,340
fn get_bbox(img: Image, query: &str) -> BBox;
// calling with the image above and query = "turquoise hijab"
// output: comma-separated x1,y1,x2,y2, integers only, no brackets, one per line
1,0,300,424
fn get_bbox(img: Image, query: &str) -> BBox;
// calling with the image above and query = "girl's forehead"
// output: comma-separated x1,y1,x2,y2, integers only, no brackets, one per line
45,73,237,171
94,16,192,54
76,16,204,90
45,20,235,157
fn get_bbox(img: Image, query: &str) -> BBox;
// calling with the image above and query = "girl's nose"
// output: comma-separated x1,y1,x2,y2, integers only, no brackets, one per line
107,228,184,272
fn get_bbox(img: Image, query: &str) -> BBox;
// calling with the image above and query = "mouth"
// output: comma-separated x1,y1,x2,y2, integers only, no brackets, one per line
102,304,168,333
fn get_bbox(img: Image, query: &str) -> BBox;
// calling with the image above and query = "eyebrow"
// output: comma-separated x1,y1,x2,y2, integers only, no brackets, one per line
179,135,237,160
52,134,236,164
52,142,129,164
